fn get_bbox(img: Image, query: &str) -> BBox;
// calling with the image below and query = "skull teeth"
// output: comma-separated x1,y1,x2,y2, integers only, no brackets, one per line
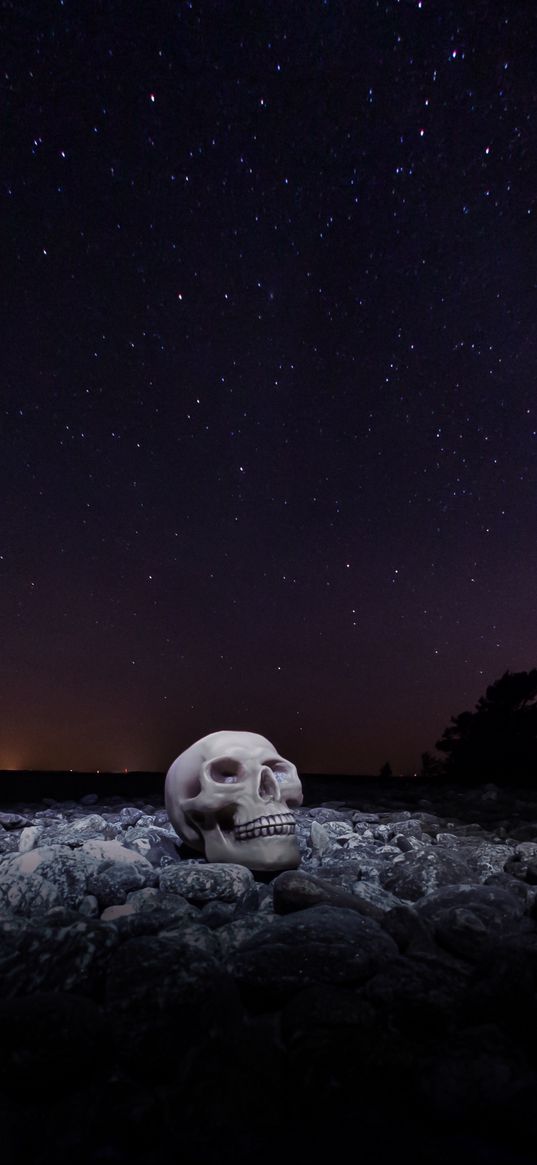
234,813,296,840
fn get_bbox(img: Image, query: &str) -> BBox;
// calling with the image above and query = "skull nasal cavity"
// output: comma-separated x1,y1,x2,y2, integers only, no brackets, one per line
259,767,280,800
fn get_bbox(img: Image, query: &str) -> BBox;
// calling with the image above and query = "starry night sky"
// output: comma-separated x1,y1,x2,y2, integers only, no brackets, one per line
2,0,536,776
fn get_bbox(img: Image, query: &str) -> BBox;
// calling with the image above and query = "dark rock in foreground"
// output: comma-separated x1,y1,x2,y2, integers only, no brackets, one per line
1,780,537,1164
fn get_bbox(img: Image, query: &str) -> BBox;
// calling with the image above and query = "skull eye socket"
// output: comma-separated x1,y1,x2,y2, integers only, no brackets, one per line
207,757,243,783
266,759,293,781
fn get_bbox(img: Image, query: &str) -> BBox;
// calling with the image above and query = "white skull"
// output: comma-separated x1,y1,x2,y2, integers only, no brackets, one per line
165,730,303,872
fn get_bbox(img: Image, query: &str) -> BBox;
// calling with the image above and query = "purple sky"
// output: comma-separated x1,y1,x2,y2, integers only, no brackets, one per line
2,1,536,774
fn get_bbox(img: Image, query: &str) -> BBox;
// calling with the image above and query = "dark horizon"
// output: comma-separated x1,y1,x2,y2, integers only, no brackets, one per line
0,765,422,812
0,766,417,780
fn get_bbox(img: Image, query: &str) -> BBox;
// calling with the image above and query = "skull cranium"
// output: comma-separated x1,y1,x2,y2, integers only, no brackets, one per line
165,730,303,871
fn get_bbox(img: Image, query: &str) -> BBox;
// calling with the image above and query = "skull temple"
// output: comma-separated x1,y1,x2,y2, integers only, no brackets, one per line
165,730,303,871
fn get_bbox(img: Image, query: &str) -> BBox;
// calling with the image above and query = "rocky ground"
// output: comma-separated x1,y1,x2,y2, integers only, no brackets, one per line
2,779,537,1164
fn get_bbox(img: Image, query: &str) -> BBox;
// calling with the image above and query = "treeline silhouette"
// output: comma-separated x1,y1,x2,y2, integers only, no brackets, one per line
420,668,537,785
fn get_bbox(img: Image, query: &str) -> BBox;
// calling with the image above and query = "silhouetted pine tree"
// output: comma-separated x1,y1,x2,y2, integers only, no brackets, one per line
420,751,446,779
435,669,537,783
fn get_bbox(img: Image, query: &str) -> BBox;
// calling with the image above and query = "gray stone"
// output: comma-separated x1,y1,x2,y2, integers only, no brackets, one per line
350,880,402,918
387,818,423,838
230,905,398,1000
0,812,31,831
381,903,436,954
199,900,236,928
78,894,99,917
0,915,119,996
159,861,256,908
320,820,354,840
351,811,381,824
104,932,241,1079
119,806,145,827
434,906,494,961
17,826,41,853
416,883,525,927
100,892,198,939
272,869,364,915
273,868,397,921
81,839,149,863
125,886,161,911
435,831,468,848
464,841,514,879
394,833,423,853
218,912,277,957
309,820,332,857
382,848,472,901
0,846,95,916
0,832,20,856
305,807,354,824
70,813,109,833
87,856,157,908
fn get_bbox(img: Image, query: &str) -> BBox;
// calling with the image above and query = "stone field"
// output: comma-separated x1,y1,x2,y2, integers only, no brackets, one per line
1,777,537,1164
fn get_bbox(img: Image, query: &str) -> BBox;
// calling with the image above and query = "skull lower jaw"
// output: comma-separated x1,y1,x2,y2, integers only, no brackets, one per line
204,826,301,871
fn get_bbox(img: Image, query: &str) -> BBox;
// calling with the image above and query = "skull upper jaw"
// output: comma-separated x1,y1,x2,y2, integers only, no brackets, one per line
203,823,301,871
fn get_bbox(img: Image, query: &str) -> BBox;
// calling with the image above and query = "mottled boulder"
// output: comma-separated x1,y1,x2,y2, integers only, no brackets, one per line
309,819,332,857
144,831,185,867
303,858,363,889
217,912,278,957
100,891,197,937
199,899,237,928
416,883,525,927
0,846,95,916
272,869,363,915
381,903,436,953
272,869,400,923
305,807,354,824
159,861,257,910
118,806,145,828
386,818,424,840
80,838,150,864
87,855,157,908
0,833,21,857
0,812,32,830
230,905,398,1003
350,880,402,917
464,841,514,880
105,931,241,1079
17,826,42,853
414,884,526,961
0,915,119,997
381,848,472,901
55,814,109,845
